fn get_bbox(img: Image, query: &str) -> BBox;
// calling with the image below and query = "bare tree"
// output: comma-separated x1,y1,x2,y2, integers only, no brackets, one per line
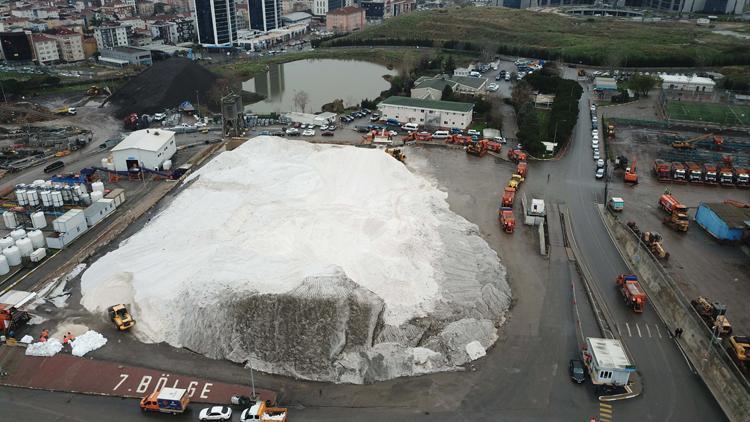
293,90,309,113
480,45,494,64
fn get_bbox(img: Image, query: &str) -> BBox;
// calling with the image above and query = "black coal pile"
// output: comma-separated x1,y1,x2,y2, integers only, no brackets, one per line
110,57,218,117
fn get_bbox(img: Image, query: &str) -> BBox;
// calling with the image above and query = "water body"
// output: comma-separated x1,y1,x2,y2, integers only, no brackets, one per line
243,59,396,114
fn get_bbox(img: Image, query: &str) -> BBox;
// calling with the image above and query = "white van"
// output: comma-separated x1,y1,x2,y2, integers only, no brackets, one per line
432,130,450,139
401,122,419,132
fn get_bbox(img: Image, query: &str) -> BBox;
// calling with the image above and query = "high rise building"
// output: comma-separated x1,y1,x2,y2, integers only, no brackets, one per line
193,0,238,47
248,0,281,32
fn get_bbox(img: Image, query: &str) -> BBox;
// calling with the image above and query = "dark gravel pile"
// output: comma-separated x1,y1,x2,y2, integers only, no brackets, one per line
110,57,218,117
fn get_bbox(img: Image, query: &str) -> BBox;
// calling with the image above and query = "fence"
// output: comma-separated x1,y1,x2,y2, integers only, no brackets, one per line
600,208,750,421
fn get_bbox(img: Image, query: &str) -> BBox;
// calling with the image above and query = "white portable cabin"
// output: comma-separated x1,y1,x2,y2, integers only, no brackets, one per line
584,338,635,386
46,209,88,249
84,199,116,227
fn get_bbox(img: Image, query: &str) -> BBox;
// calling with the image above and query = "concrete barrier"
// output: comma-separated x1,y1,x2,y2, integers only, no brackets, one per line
599,206,750,421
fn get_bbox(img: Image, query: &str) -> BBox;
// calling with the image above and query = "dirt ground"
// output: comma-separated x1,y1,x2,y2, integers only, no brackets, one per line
605,125,750,337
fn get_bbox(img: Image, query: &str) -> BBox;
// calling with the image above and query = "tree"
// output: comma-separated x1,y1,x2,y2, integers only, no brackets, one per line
486,96,504,130
480,45,494,63
293,90,309,112
442,85,454,101
511,81,533,112
443,55,456,75
629,73,660,97
516,102,543,156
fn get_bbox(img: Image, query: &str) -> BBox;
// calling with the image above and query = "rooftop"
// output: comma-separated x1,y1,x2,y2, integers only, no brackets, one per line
702,202,750,229
659,73,716,86
379,96,474,113
112,129,175,152
587,338,632,369
328,6,364,15
450,75,487,89
594,77,618,91
413,78,452,91
282,11,312,21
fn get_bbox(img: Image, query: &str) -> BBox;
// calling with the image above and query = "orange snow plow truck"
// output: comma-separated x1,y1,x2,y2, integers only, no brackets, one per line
616,274,647,313
502,187,516,207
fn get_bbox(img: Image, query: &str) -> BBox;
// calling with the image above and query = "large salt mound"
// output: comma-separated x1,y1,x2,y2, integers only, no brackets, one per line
80,137,511,383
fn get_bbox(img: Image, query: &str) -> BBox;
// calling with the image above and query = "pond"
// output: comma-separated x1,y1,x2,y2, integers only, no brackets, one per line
242,59,396,114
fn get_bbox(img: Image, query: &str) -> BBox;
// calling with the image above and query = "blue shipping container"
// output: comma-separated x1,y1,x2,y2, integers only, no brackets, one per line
694,203,744,241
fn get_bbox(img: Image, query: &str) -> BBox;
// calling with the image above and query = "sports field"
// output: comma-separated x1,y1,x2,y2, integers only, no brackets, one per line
666,100,750,126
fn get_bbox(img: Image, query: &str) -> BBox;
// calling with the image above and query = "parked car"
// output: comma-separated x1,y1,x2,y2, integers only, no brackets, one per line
285,128,299,135
467,129,481,137
597,159,605,168
569,359,586,384
592,129,599,137
504,73,511,81
432,130,450,139
327,124,337,131
388,130,398,137
595,168,605,179
495,74,502,81
487,83,499,92
493,136,507,144
370,114,381,122
199,406,232,421
44,160,65,173
153,113,166,121
592,140,599,148
322,131,334,137
302,129,315,136
593,151,600,160
320,125,329,130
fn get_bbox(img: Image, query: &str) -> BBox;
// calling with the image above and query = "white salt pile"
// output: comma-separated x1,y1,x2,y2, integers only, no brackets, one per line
80,137,511,383
71,330,107,357
26,339,62,357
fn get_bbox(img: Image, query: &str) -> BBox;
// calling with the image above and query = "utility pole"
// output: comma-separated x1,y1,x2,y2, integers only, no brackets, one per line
0,79,6,103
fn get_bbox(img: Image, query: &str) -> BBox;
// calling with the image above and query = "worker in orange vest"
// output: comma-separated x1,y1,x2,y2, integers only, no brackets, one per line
66,332,75,341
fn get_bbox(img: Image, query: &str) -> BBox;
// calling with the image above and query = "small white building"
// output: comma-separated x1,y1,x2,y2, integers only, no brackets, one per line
659,73,715,93
377,96,474,129
46,209,88,249
84,199,116,227
584,337,635,387
111,129,176,172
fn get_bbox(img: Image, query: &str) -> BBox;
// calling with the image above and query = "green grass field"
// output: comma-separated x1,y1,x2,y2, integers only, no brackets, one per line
666,101,750,126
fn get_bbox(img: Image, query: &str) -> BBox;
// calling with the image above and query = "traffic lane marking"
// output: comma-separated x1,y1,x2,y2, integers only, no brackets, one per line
636,323,642,338
646,325,652,338
626,322,632,337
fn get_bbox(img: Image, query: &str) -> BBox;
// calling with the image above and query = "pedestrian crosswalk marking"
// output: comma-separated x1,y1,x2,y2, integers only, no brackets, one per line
626,322,632,337
656,324,662,338
599,402,614,421
646,325,652,338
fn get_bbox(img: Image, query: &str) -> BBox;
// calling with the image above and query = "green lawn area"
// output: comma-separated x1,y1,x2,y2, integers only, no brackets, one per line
330,8,750,66
666,100,750,126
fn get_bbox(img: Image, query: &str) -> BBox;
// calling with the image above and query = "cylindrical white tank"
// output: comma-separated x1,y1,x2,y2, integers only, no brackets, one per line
10,229,26,241
16,238,33,257
91,191,103,202
162,160,173,171
28,230,45,249
3,246,21,266
80,193,91,205
91,181,105,192
78,183,88,194
30,248,46,263
3,211,17,229
15,190,27,206
31,212,46,229
61,187,71,202
26,190,39,206
40,191,52,207
51,191,63,207
0,237,14,250
0,255,9,275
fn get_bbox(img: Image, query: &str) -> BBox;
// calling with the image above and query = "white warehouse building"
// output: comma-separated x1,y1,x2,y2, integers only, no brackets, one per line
111,129,176,172
377,96,474,129
659,73,716,93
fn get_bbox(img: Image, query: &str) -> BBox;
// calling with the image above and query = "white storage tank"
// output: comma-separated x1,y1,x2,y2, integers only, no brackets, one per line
0,255,9,275
51,191,64,207
15,190,27,206
0,237,14,250
61,187,72,202
26,190,40,206
91,191,104,202
16,237,33,257
78,183,88,193
3,246,21,266
40,190,52,207
162,160,173,171
28,230,45,249
10,229,26,241
91,181,105,192
30,248,46,263
31,212,47,230
3,211,17,229
80,193,91,205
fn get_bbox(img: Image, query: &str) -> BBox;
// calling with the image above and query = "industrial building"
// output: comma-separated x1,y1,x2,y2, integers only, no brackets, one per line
659,73,716,93
377,96,474,129
694,202,750,242
99,46,153,67
112,129,176,172
84,199,116,227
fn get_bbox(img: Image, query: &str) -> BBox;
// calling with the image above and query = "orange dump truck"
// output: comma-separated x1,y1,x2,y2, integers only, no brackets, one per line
516,161,528,177
507,149,527,163
499,207,515,233
502,187,516,207
616,274,647,313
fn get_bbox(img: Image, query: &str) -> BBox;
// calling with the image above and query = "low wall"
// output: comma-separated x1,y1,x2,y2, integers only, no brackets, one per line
601,208,750,422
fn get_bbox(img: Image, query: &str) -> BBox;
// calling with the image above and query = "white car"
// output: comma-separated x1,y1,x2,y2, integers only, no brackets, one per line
593,151,600,160
504,73,511,81
153,113,166,121
487,83,499,92
597,159,605,168
388,130,398,136
302,129,315,136
590,104,597,112
467,129,481,137
199,406,232,421
285,127,299,135
592,141,599,149
591,129,599,137
596,168,605,179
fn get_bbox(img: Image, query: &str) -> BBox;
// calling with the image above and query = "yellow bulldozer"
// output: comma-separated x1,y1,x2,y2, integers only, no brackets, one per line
385,148,406,163
108,304,135,331
725,336,749,374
